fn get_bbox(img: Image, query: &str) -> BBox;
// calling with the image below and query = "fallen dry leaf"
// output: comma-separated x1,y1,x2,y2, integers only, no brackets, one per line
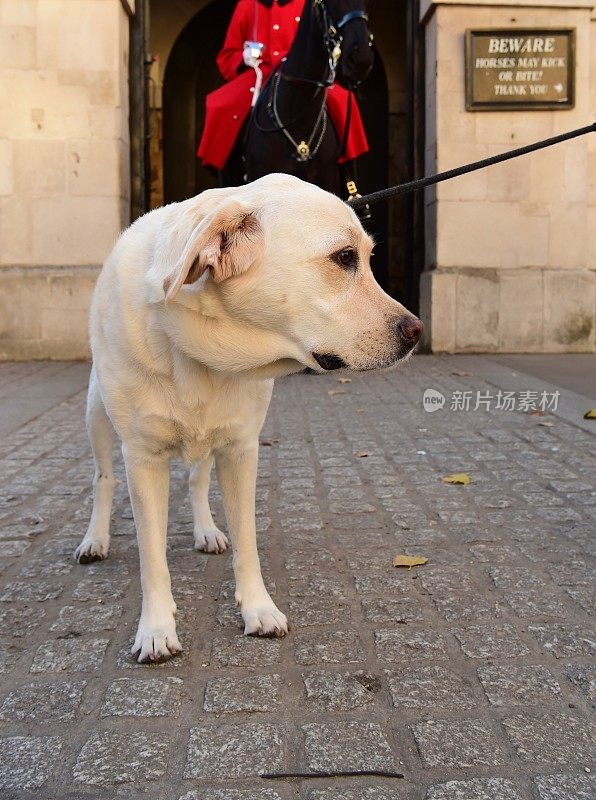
537,420,554,427
584,409,596,420
393,554,428,569
337,377,352,384
452,370,472,377
355,450,369,458
327,389,346,396
442,473,471,485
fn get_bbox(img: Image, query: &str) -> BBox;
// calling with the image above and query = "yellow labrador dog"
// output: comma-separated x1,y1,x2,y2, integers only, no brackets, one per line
75,173,422,662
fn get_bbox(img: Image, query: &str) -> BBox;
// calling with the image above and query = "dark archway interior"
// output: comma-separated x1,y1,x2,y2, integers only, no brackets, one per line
353,45,389,290
163,1,397,293
163,0,235,204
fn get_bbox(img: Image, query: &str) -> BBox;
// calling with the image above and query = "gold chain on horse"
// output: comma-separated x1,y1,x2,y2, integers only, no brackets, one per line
271,71,328,162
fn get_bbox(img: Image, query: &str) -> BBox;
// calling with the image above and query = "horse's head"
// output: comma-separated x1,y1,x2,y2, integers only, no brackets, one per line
318,0,373,88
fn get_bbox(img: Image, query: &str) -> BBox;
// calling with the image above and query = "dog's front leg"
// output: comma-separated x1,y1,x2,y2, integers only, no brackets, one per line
216,444,288,637
123,447,181,662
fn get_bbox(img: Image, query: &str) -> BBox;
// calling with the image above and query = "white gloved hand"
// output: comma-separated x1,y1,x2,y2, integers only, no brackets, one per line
243,41,264,68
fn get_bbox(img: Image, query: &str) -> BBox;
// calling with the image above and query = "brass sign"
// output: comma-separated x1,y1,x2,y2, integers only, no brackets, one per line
466,29,575,110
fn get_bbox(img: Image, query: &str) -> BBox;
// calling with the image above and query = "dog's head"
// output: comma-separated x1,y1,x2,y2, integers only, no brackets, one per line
155,174,422,377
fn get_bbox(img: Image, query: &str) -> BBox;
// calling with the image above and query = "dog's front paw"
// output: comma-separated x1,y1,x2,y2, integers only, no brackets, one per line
132,613,182,663
194,526,229,554
239,595,288,637
74,538,109,564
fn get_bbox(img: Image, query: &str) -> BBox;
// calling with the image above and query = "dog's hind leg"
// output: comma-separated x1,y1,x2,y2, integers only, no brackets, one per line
75,367,116,564
189,456,229,554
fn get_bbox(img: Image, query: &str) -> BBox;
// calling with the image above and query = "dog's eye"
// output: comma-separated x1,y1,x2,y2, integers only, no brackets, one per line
332,248,358,270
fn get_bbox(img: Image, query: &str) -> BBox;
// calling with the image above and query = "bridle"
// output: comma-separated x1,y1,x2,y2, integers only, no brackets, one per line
316,0,372,86
251,0,372,163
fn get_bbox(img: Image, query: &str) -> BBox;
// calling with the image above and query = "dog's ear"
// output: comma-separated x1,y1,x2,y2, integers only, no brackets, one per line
163,199,263,302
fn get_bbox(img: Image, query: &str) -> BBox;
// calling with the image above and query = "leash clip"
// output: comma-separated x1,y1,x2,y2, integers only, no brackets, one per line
346,180,371,220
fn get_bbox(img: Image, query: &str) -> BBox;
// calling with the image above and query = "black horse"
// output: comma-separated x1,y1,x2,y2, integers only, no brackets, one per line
243,0,373,196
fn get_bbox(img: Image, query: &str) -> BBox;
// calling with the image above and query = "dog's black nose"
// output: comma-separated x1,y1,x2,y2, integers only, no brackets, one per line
397,315,424,343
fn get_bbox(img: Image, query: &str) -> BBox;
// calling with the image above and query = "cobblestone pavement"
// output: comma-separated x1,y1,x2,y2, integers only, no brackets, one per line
0,356,595,800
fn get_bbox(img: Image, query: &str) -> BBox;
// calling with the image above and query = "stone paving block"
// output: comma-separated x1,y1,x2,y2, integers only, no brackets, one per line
470,542,520,564
528,623,596,657
432,592,503,622
0,641,24,674
185,722,284,779
49,603,123,634
211,636,282,667
453,623,530,659
533,772,596,799
0,605,44,637
563,585,595,614
419,568,476,593
355,574,413,594
426,778,527,799
204,674,281,713
0,579,64,601
412,718,507,768
374,629,449,662
361,596,425,623
0,679,86,723
547,561,595,586
30,637,109,673
288,600,350,627
502,713,596,763
0,540,30,556
216,600,245,629
294,630,364,665
73,577,131,601
504,589,567,618
19,555,73,578
387,664,478,710
0,735,63,789
303,721,397,772
73,731,170,785
101,676,183,717
303,670,381,711
285,549,336,570
289,575,346,598
307,789,405,800
477,664,561,706
487,566,549,590
564,663,596,703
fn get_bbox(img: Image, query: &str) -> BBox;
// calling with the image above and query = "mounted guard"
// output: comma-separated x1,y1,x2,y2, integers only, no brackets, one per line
197,0,370,180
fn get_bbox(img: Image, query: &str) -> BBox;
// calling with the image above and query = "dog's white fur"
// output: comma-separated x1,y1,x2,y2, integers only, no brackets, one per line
75,174,420,662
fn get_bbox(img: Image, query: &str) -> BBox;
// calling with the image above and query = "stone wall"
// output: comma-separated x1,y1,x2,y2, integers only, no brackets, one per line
419,0,596,353
0,0,131,360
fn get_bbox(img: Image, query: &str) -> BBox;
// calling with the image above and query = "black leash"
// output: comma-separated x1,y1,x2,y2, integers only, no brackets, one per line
349,122,596,210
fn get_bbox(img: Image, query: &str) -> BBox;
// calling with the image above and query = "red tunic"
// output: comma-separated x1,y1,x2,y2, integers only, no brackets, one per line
197,0,369,170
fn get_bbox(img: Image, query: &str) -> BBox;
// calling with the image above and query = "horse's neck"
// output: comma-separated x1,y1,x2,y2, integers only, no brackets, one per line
275,1,328,118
